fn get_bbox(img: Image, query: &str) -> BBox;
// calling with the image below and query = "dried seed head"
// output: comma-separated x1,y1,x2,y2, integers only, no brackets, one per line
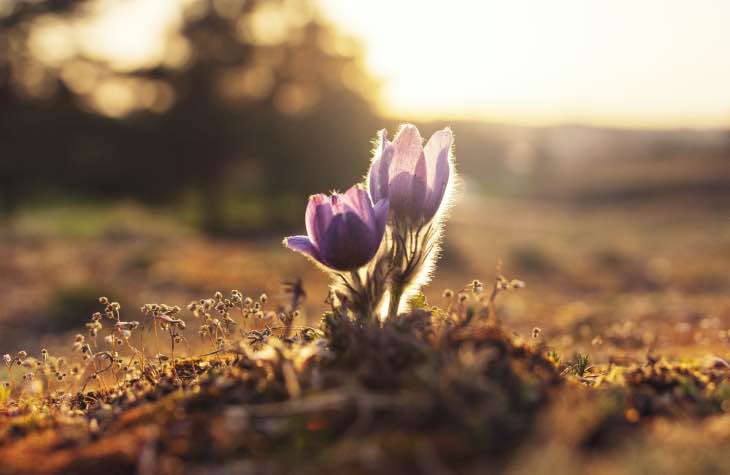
532,327,541,339
259,293,268,304
443,289,454,299
99,296,109,305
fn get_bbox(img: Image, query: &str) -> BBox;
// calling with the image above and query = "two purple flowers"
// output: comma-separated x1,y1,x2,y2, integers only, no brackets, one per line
284,124,454,318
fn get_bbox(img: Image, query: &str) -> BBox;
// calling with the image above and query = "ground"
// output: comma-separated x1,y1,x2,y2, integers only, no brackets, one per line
0,195,728,474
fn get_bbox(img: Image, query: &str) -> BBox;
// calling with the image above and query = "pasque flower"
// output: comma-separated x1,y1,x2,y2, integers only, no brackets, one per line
369,124,453,226
282,124,455,322
284,185,389,271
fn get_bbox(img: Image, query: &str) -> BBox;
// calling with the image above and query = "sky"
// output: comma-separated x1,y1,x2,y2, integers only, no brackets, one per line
31,0,730,128
320,0,730,128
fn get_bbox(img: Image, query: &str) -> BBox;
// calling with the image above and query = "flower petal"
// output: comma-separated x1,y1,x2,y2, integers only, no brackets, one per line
388,124,427,222
373,198,389,239
389,124,426,179
305,193,333,251
423,128,453,220
339,185,376,230
283,235,320,262
389,172,426,223
368,133,393,204
319,211,376,270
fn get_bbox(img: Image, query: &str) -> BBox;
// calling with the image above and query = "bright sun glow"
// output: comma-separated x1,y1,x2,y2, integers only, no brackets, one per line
321,0,730,128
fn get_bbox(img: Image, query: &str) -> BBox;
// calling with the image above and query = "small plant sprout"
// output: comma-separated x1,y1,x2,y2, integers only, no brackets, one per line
564,352,594,379
547,350,562,366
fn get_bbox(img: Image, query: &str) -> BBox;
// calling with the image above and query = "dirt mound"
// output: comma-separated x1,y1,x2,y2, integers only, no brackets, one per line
0,312,563,475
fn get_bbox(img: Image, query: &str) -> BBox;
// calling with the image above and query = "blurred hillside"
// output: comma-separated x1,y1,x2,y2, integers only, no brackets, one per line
430,121,730,202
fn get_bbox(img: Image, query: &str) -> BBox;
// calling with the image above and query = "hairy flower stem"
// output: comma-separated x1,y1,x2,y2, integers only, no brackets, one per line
387,278,405,320
334,262,388,321
386,223,436,320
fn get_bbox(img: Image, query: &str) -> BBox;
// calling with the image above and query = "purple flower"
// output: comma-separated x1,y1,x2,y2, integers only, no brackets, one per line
284,185,389,271
369,124,453,225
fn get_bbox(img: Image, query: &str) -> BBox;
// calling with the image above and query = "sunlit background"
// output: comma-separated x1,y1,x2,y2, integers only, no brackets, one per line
324,0,730,128
0,0,729,352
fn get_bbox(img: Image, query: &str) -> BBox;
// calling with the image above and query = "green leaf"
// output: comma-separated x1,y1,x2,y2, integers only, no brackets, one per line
408,292,428,309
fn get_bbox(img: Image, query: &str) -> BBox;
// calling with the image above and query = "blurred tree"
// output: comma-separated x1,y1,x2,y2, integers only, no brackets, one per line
0,0,380,232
